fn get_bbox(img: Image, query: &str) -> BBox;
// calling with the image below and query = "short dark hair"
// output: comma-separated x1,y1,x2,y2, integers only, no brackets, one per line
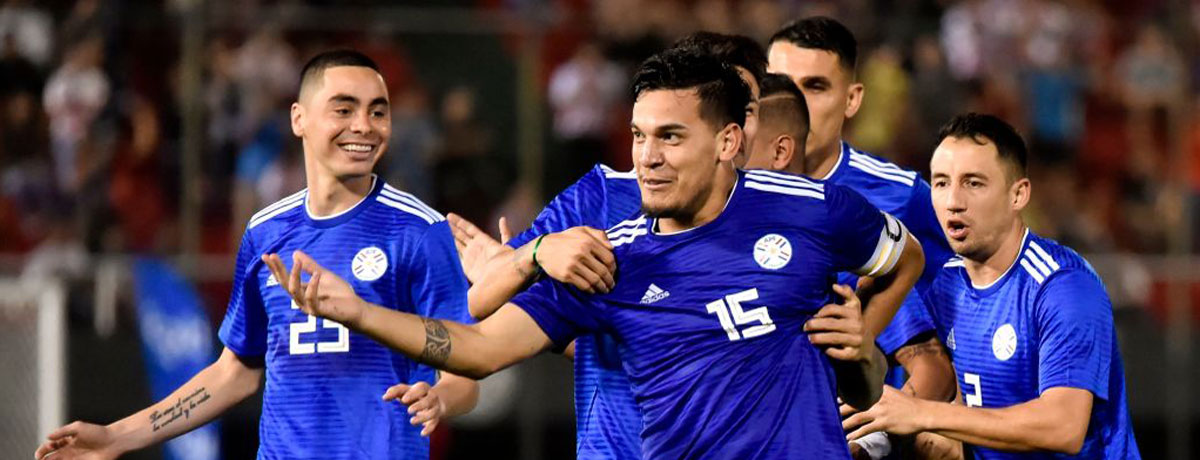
937,113,1028,179
298,50,380,99
631,47,750,130
757,73,809,138
670,32,768,88
769,16,858,73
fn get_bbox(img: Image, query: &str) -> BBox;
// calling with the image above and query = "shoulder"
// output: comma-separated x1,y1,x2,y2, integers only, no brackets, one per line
1017,234,1097,287
598,163,637,181
245,189,308,234
375,183,446,228
742,169,827,201
843,148,921,188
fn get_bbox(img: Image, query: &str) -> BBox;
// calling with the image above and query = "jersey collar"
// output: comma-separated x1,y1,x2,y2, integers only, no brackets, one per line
650,170,741,238
965,227,1031,294
304,175,382,228
817,141,850,182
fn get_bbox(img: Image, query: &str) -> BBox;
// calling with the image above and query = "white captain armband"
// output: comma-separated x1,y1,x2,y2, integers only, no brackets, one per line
854,212,909,278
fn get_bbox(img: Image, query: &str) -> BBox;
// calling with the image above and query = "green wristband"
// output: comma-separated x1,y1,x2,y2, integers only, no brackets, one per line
532,234,548,270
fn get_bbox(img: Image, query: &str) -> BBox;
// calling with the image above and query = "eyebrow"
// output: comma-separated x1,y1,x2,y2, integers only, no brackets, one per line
328,95,389,107
799,76,831,86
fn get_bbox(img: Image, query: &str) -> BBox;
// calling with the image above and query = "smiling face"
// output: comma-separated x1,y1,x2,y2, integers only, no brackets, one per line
291,66,391,180
631,88,740,220
767,42,861,167
929,135,1030,261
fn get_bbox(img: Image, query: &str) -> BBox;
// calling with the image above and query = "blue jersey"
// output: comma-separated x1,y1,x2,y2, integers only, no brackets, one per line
218,177,472,459
512,170,909,459
508,163,644,460
822,142,955,357
926,230,1140,459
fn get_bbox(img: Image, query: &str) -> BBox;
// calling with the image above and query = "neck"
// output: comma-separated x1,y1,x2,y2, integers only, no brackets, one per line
806,138,842,179
305,165,374,218
658,166,736,234
963,220,1027,287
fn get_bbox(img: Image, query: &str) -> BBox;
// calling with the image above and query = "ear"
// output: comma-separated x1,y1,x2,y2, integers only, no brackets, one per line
717,123,744,162
770,135,796,171
1011,177,1031,212
844,82,864,119
290,102,305,137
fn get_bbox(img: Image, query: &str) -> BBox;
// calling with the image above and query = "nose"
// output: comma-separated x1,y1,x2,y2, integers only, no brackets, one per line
635,137,663,170
944,183,967,214
349,108,373,135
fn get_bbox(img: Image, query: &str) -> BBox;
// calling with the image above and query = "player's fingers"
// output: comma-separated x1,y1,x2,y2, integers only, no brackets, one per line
802,317,852,333
407,394,436,414
382,384,410,401
578,251,615,292
400,381,430,405
839,402,860,418
46,422,80,441
807,332,860,348
811,304,852,320
825,347,863,362
571,264,607,294
586,240,618,275
288,252,304,297
420,418,439,437
842,410,872,432
262,254,286,286
846,420,883,441
35,440,61,459
304,270,321,312
832,284,861,308
411,404,440,423
498,217,513,244
584,227,614,250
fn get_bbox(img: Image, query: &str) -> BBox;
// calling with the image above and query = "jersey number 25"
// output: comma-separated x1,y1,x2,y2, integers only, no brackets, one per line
290,299,350,354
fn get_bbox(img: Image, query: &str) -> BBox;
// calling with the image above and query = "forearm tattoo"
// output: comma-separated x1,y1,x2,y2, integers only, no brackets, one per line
894,340,947,364
419,317,452,366
150,387,211,432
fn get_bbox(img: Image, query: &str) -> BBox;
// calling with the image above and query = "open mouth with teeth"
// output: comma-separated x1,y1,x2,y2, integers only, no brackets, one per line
946,219,969,241
338,142,378,160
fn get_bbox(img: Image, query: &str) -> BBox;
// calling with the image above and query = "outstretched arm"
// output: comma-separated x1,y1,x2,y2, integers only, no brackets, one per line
35,348,263,460
448,214,615,320
264,251,553,380
845,386,1093,454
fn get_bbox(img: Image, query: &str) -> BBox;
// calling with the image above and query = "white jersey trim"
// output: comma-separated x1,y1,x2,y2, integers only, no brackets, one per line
248,189,308,229
381,185,445,223
305,176,378,222
970,228,1030,289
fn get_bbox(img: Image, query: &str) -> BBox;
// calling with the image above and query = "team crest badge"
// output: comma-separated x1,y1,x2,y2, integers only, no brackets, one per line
753,234,792,270
352,246,388,282
992,324,1017,361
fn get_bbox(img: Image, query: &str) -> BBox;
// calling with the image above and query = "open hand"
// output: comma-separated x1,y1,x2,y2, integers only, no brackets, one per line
34,421,120,460
262,251,365,327
383,381,446,437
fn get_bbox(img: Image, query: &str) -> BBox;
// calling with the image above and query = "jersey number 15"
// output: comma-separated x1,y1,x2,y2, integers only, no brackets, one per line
706,288,777,341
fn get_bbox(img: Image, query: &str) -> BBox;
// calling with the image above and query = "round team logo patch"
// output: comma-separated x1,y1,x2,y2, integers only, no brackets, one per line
753,234,792,270
352,246,388,282
992,323,1018,361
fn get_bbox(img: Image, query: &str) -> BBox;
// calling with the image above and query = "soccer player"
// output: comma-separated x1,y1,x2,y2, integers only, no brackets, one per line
35,51,478,460
451,32,772,460
740,72,810,173
843,113,1141,459
267,47,925,459
768,18,959,457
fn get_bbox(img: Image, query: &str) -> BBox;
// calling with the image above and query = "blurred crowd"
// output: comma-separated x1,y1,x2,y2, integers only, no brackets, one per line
0,0,1197,282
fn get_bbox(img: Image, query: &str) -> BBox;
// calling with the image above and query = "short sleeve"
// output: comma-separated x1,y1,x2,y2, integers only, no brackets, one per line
875,293,936,355
508,166,609,249
826,185,909,277
218,232,269,358
509,278,607,348
406,222,474,324
1036,269,1113,400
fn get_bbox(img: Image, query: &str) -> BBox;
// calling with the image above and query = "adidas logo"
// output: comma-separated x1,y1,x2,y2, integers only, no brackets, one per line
946,328,956,351
266,274,279,287
640,284,670,304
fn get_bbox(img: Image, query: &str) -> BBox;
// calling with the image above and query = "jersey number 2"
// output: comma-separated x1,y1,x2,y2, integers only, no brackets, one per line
963,372,983,407
705,288,776,341
289,299,350,354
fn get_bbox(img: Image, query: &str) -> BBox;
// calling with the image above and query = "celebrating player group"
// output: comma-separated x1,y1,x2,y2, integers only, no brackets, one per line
36,15,1140,460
